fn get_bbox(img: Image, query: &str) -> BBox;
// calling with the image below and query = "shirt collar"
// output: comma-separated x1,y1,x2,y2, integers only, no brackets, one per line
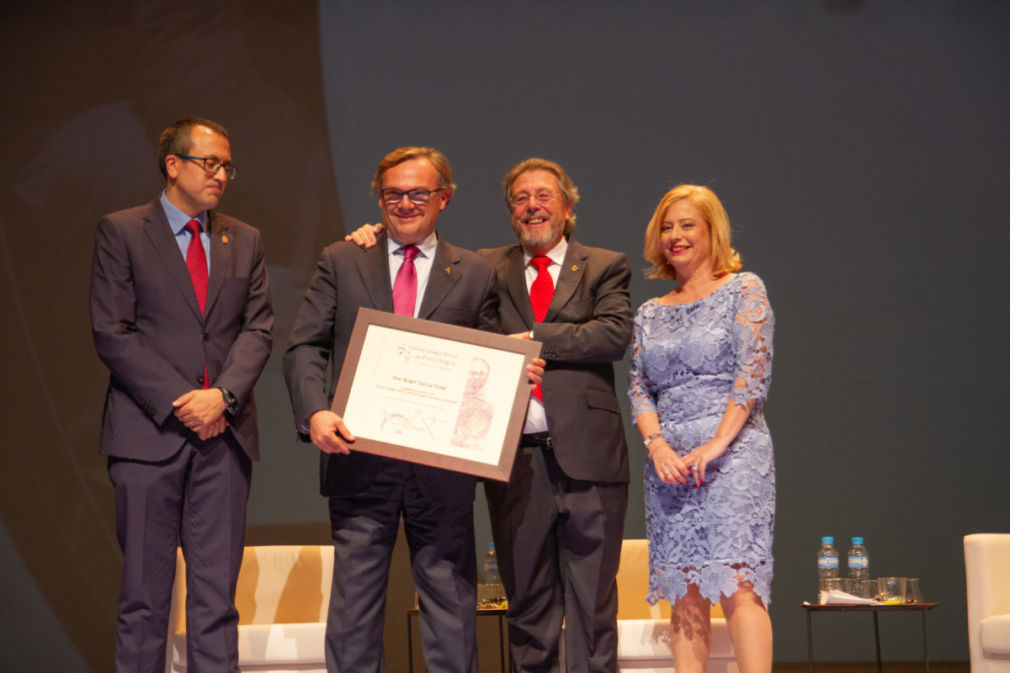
386,230,438,258
160,190,206,235
522,235,568,268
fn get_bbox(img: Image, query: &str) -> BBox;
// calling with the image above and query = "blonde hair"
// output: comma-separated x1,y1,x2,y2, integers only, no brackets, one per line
643,184,742,280
503,157,579,233
371,146,456,194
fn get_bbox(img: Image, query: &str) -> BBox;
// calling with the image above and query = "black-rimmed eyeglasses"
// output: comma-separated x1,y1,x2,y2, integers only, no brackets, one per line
381,187,443,206
178,154,238,180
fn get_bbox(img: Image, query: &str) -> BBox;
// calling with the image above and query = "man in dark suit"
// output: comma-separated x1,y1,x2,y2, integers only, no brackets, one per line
282,147,500,673
342,157,633,673
90,117,273,673
480,158,632,673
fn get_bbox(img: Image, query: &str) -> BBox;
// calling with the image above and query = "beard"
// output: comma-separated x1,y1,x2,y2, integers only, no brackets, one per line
512,218,564,252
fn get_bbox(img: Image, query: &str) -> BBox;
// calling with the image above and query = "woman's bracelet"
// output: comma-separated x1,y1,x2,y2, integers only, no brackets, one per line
643,432,663,449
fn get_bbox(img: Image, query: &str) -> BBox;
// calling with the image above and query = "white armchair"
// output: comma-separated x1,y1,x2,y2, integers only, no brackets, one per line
166,545,333,673
965,534,1010,673
615,539,736,673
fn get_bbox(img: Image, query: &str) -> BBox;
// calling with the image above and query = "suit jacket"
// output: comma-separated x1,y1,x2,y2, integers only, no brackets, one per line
283,231,500,503
90,198,274,461
479,236,632,483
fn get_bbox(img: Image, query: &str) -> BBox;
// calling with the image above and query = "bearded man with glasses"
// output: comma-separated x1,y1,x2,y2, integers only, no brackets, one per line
481,158,632,673
345,157,633,673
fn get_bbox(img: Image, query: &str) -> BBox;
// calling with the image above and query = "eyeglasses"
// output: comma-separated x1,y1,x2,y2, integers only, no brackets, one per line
380,187,443,206
177,154,237,180
509,189,558,208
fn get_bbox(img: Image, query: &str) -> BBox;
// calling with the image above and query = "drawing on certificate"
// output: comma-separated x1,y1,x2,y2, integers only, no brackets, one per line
451,356,495,450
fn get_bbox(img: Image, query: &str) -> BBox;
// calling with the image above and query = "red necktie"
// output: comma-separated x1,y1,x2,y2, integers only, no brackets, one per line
185,219,210,388
529,255,554,401
393,245,419,317
185,219,209,314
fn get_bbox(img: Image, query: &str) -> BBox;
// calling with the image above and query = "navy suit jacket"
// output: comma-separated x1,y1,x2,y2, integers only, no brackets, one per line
90,198,274,461
283,231,500,504
478,237,632,483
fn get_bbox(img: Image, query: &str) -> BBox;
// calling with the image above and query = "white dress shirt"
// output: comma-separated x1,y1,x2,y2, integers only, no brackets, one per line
522,236,567,434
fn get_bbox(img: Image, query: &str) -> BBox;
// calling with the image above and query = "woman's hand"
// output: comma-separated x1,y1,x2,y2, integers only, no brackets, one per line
650,440,691,485
680,440,729,487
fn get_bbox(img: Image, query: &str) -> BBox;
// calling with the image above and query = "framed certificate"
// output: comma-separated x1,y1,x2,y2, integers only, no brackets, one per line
330,307,542,481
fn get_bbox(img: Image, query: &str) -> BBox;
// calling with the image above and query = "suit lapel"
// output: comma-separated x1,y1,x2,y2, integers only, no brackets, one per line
417,235,460,319
142,200,204,321
503,246,536,328
205,210,231,316
357,232,394,312
546,237,587,323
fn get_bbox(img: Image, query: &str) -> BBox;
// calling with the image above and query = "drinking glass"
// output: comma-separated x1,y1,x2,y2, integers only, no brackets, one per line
830,578,854,593
855,578,876,599
877,577,906,604
905,577,923,603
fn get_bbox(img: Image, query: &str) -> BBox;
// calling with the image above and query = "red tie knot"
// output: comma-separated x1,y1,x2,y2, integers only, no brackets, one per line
531,255,551,273
402,244,419,262
186,219,202,236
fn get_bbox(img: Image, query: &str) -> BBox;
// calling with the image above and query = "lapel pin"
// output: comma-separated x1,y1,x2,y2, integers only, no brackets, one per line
571,264,578,272
445,266,452,275
222,235,229,244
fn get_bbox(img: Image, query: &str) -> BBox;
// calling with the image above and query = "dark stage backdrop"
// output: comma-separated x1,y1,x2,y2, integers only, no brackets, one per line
2,1,1008,671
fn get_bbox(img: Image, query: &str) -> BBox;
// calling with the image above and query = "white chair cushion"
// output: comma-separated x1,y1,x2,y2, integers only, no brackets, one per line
982,614,1010,656
616,619,672,659
238,623,327,664
170,623,326,671
616,618,733,660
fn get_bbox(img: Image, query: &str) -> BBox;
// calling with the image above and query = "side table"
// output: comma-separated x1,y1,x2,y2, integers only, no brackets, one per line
803,603,938,673
406,607,509,673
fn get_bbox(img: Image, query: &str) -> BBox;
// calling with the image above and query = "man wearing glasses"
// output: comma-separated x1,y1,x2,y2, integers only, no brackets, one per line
346,157,632,673
284,147,529,673
90,118,273,673
481,158,632,673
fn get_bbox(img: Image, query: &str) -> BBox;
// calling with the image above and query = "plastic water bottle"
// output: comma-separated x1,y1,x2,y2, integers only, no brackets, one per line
817,536,839,602
847,537,870,580
477,542,507,608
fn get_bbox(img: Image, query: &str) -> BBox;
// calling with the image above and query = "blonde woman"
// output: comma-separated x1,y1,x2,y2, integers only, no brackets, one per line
629,185,775,673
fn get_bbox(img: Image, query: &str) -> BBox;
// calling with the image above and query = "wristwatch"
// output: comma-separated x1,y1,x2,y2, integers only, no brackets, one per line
219,387,239,414
643,432,663,448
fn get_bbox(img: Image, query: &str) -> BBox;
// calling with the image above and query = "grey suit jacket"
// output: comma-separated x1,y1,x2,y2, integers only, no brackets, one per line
90,198,274,461
283,231,500,502
478,236,632,483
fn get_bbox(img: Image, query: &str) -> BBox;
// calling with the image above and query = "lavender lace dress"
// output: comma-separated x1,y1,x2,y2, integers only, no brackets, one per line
628,272,775,605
